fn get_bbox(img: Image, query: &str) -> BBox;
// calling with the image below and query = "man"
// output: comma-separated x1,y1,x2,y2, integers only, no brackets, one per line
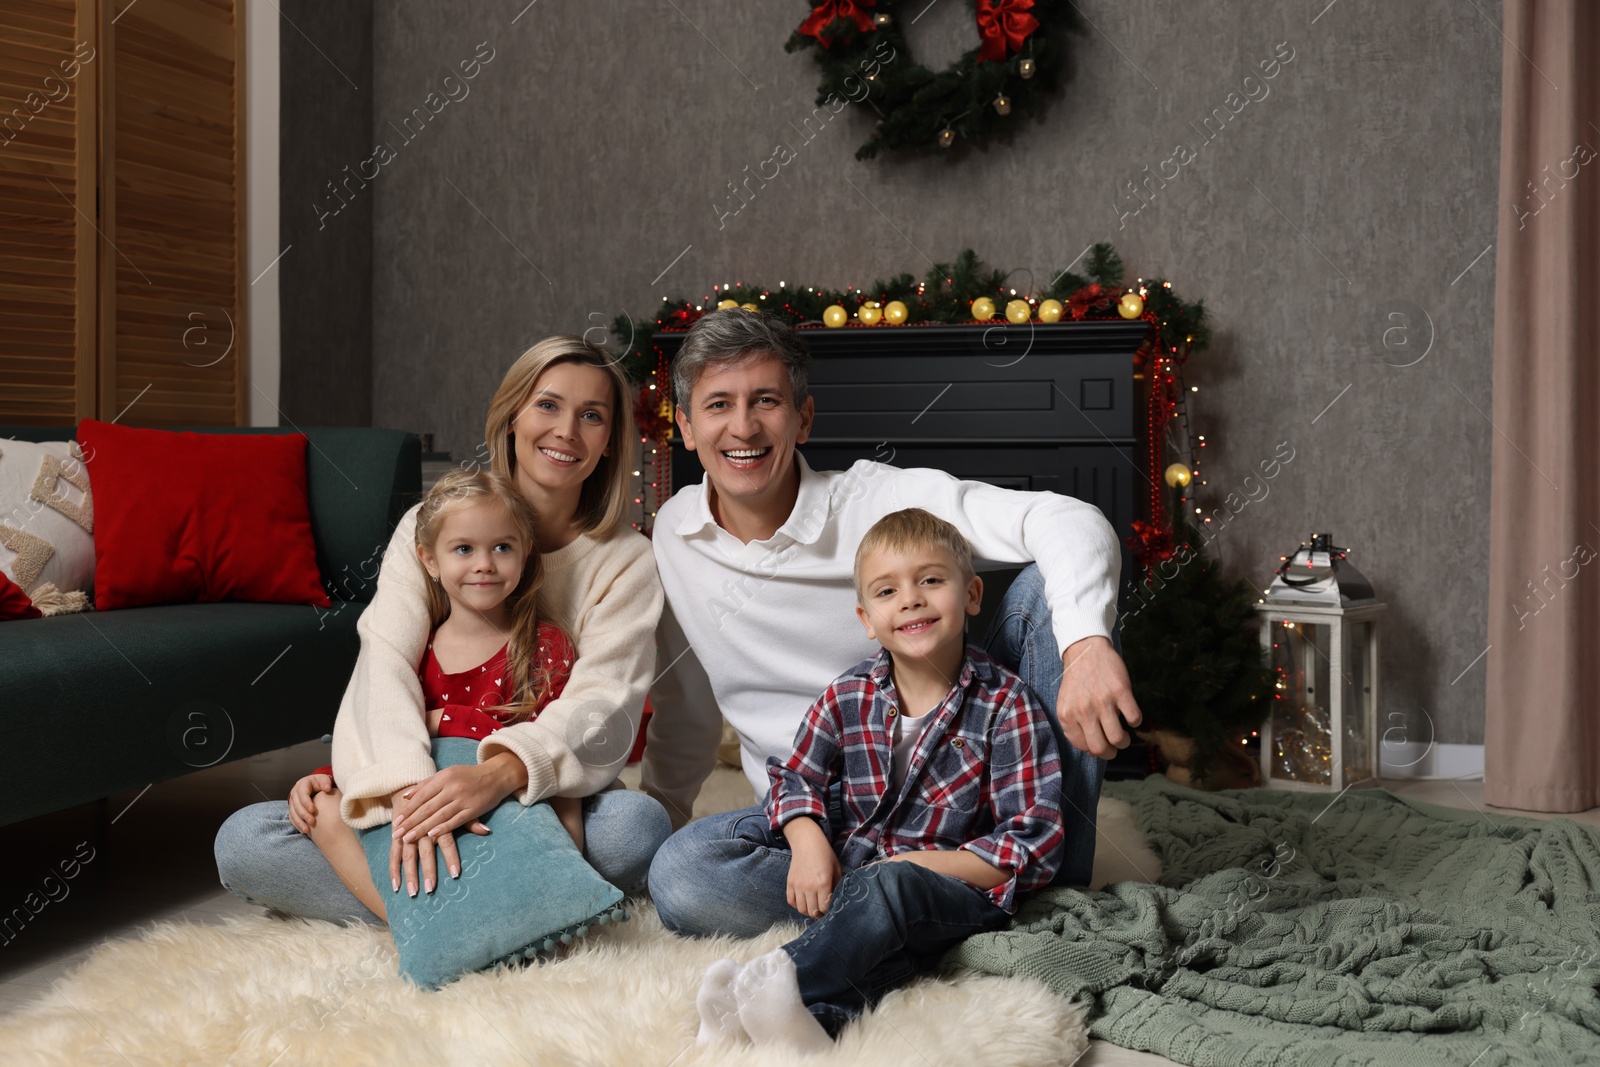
641,309,1141,937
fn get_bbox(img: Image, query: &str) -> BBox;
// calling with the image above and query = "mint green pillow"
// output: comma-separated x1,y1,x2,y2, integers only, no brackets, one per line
360,738,626,990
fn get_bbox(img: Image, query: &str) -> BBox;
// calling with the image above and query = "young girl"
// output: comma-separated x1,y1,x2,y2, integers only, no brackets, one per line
287,468,581,919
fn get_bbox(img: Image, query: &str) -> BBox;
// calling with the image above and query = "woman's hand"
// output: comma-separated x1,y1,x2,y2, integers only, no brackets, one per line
385,784,491,897
394,758,518,844
287,773,335,834
425,707,444,737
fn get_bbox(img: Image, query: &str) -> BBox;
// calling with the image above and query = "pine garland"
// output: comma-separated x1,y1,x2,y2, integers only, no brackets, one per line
785,1,1082,159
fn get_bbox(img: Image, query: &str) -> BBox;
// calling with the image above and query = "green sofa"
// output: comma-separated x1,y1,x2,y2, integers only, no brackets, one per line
0,425,421,827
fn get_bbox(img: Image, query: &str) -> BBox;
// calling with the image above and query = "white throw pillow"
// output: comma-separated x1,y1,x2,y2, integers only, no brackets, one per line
0,439,95,597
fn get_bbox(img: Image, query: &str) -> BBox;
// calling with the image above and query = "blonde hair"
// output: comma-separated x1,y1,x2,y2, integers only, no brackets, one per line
483,336,636,539
415,469,567,726
852,508,977,601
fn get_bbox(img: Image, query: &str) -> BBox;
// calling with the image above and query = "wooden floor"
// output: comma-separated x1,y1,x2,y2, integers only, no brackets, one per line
1,743,1595,1066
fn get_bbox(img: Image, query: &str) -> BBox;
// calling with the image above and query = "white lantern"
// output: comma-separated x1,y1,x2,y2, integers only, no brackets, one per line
1256,534,1385,791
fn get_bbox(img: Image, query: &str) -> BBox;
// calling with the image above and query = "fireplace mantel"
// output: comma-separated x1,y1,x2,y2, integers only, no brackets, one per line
656,320,1149,548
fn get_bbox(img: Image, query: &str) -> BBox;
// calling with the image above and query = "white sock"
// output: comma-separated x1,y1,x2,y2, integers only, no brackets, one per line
733,948,833,1055
696,958,747,1045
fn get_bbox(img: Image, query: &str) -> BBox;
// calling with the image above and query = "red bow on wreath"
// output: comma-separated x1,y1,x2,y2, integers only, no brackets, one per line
975,0,1038,63
799,0,877,47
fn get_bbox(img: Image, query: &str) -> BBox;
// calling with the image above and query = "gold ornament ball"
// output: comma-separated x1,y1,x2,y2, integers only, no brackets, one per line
858,302,883,326
1037,299,1064,322
883,300,909,325
1118,292,1145,319
1005,299,1031,324
823,304,848,328
740,303,760,313
1164,463,1193,488
716,299,739,310
970,297,996,321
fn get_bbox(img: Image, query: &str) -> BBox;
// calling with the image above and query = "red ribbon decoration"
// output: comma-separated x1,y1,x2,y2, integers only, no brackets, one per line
975,0,1038,63
798,0,877,47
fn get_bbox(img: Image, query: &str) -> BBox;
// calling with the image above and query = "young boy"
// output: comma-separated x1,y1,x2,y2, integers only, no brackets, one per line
694,508,1067,1053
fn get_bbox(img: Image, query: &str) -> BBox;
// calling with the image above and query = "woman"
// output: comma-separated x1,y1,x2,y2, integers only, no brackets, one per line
214,337,670,923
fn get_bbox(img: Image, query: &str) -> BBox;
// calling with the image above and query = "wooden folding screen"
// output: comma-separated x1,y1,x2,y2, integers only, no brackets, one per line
0,0,245,428
0,0,98,424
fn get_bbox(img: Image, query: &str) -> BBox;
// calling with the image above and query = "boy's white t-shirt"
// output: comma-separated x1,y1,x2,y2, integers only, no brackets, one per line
889,707,934,796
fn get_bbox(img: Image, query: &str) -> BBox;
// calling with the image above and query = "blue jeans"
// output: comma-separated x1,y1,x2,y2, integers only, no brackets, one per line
215,788,670,925
784,860,1010,1038
650,564,1106,938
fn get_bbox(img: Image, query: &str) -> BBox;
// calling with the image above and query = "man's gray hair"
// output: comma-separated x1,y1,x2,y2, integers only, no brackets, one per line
672,309,812,411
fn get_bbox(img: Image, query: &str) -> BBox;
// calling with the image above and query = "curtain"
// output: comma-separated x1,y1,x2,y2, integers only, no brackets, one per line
1484,1,1600,811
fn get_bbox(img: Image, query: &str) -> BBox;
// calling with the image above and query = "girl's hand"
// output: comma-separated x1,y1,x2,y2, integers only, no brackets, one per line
425,707,443,737
288,773,335,834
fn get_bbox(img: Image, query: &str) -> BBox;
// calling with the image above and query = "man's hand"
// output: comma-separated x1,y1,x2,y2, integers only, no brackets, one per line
1058,635,1143,760
782,817,841,919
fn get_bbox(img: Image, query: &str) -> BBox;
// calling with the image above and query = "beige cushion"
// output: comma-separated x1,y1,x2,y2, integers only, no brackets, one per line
0,439,94,597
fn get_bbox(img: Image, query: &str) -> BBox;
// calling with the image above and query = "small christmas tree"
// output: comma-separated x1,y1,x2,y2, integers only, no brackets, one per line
1120,511,1275,785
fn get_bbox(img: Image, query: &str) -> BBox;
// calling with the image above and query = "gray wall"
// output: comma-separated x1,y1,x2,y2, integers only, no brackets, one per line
278,0,374,427
365,0,1501,746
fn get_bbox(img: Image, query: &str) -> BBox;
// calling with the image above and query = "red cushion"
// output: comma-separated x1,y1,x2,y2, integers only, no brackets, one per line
0,572,41,621
78,420,331,611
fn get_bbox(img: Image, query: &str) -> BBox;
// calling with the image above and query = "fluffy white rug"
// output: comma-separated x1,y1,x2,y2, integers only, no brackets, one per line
0,797,1156,1067
0,905,1086,1067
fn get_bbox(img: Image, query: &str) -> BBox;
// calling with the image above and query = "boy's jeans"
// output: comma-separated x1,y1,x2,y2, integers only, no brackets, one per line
782,858,1011,1037
651,564,1108,938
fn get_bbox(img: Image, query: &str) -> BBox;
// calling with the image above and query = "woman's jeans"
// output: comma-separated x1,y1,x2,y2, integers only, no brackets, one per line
650,563,1109,938
215,788,670,925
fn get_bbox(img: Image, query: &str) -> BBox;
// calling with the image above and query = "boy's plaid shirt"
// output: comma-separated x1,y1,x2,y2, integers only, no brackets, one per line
765,644,1066,912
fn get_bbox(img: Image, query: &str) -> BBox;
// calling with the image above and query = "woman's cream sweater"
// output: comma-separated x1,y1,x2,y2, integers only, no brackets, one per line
332,504,662,828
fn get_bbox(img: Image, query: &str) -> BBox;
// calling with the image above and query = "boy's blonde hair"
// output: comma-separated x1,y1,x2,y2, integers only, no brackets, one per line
414,469,568,725
852,508,977,600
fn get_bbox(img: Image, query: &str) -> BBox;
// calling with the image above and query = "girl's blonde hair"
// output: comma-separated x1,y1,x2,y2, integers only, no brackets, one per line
484,336,636,539
415,469,566,726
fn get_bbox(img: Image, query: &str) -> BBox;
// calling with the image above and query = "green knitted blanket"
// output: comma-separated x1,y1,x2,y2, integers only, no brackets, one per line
945,776,1600,1066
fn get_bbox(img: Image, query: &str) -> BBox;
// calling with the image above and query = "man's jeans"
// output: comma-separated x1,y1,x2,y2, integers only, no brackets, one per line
650,563,1107,938
783,856,1010,1037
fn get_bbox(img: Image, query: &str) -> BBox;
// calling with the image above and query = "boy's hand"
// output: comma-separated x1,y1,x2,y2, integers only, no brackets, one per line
782,818,841,919
788,845,841,919
288,773,335,834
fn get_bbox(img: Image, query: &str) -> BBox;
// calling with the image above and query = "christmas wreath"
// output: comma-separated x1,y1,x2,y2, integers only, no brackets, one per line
785,0,1080,159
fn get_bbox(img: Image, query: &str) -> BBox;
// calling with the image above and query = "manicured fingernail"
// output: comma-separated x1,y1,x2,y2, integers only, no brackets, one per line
428,828,439,838
450,865,460,878
392,878,400,892
408,883,416,897
424,879,434,893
